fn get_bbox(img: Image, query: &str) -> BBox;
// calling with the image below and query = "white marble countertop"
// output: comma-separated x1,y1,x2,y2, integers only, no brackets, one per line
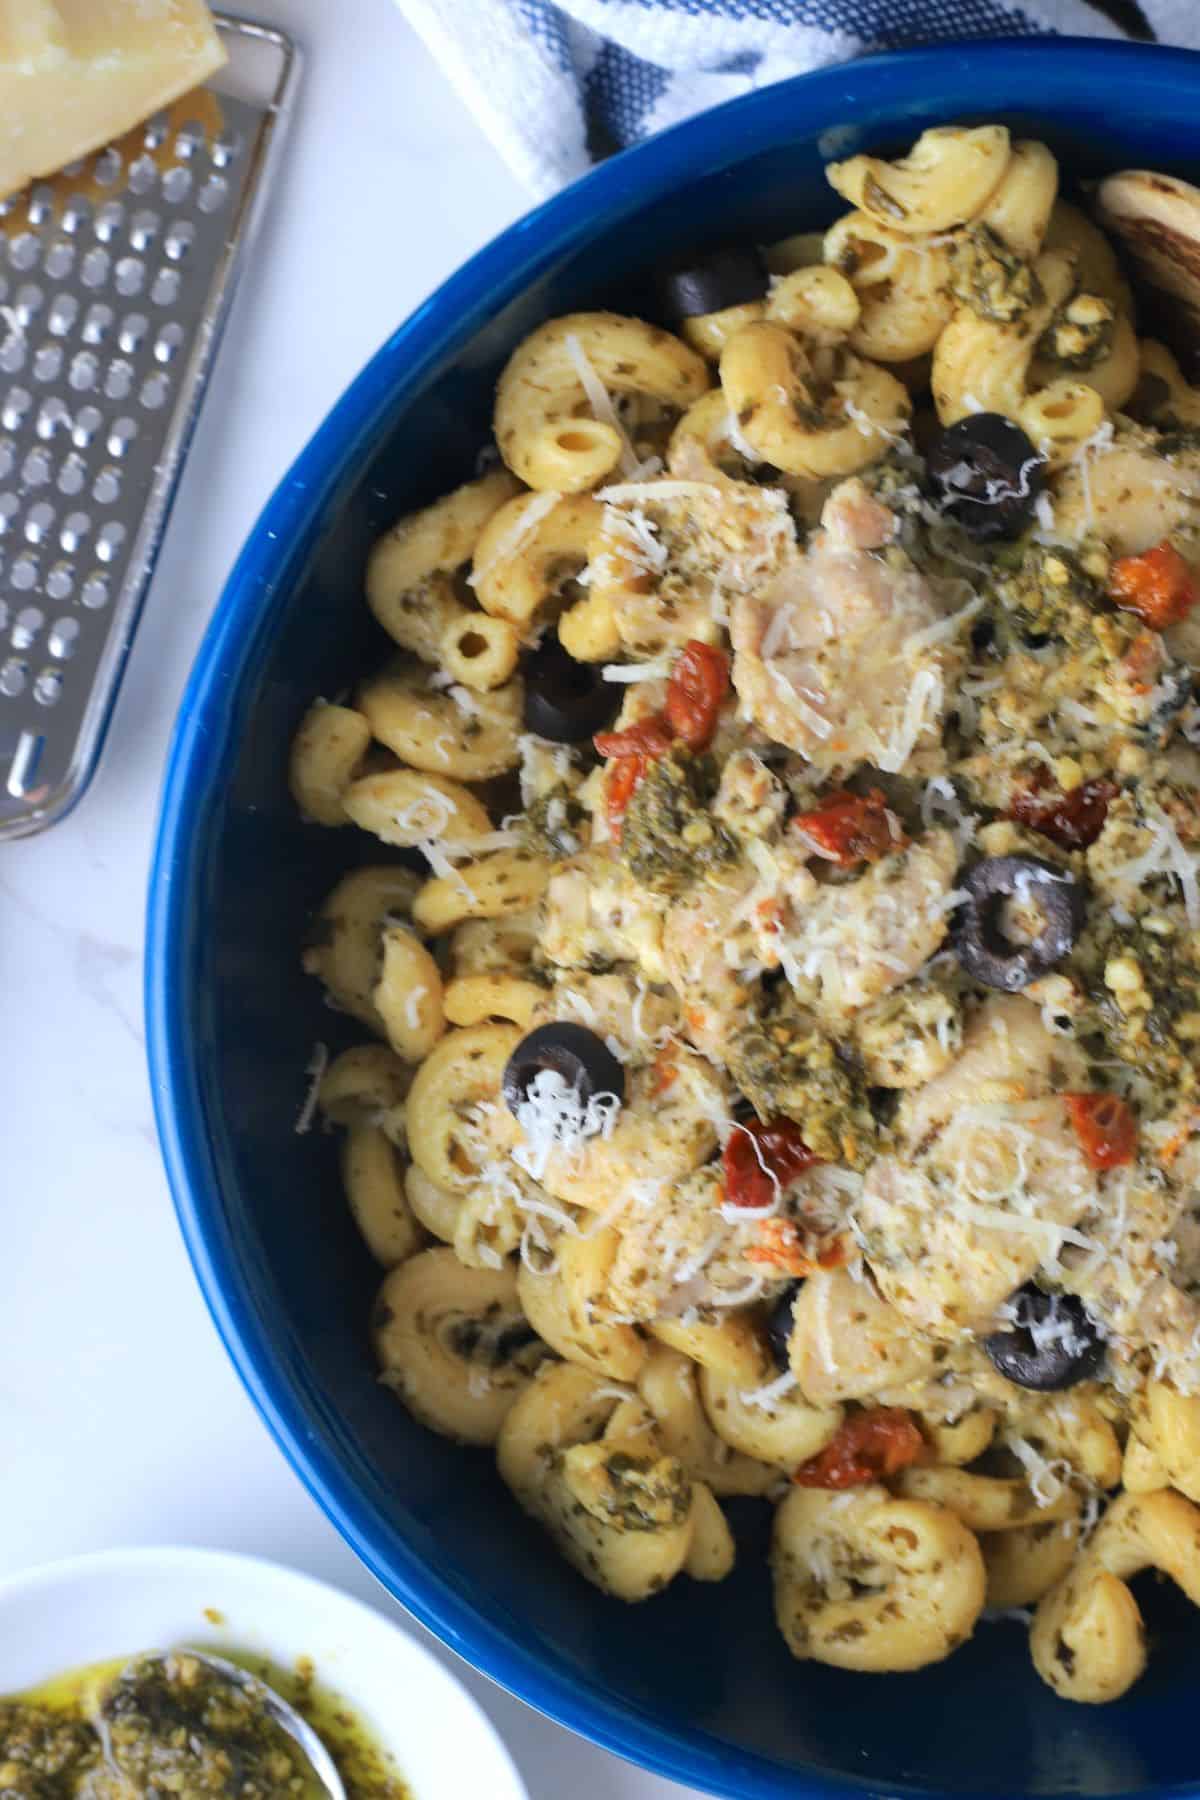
0,4,703,1796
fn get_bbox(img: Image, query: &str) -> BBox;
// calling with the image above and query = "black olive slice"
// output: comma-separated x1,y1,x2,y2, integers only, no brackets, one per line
953,854,1085,992
927,413,1045,540
659,247,769,321
522,635,620,743
503,1022,627,1118
766,1281,803,1372
983,1284,1105,1391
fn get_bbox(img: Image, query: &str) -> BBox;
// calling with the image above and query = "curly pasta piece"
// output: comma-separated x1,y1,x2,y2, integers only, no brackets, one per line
498,1363,731,1599
720,316,910,479
317,1043,411,1141
342,1124,422,1268
932,249,1107,464
982,1509,1082,1610
772,1484,987,1671
495,313,709,492
700,1364,842,1470
826,125,1011,235
366,470,519,658
517,1225,647,1383
824,211,955,362
637,1347,779,1498
301,865,422,1035
1032,1490,1200,1701
357,658,523,781
1132,1380,1200,1503
289,702,371,827
471,493,603,627
373,1249,546,1445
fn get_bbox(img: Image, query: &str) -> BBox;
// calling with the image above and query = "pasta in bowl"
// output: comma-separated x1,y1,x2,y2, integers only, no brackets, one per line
148,45,1200,1800
291,121,1200,1710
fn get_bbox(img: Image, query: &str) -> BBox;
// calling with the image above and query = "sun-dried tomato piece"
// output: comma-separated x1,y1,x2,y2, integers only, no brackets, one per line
793,1408,925,1489
792,789,903,867
722,1119,819,1211
593,713,674,760
1065,1092,1137,1170
664,640,730,751
1110,541,1198,630
1009,772,1118,851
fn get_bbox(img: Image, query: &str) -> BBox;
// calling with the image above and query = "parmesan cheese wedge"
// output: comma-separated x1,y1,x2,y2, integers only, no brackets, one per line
0,0,227,202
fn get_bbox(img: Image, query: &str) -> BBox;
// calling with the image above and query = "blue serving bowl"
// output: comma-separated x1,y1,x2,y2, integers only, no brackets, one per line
148,41,1200,1800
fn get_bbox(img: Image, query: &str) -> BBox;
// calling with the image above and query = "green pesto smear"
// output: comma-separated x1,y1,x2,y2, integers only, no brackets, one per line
0,1648,410,1800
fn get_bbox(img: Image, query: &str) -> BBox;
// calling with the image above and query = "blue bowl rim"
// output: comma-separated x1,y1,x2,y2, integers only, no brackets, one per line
146,38,1200,1800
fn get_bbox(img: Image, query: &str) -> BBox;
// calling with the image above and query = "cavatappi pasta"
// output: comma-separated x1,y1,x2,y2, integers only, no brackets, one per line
294,123,1200,1702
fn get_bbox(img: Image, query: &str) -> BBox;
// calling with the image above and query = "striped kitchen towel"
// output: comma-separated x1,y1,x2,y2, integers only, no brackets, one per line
397,0,1198,197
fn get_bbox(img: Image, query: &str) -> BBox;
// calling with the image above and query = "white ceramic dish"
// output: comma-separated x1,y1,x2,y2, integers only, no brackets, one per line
0,1545,529,1800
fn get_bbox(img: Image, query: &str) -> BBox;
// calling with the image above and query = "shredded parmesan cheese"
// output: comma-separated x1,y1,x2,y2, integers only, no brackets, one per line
294,1042,329,1136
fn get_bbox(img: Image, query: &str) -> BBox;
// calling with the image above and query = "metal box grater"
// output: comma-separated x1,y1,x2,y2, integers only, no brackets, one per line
0,15,300,840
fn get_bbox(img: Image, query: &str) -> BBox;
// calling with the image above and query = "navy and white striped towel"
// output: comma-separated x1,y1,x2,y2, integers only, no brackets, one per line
397,0,1199,197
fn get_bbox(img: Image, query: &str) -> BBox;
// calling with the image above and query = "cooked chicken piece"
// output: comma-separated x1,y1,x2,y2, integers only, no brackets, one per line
662,872,761,1059
528,1044,732,1217
820,477,899,552
1052,432,1200,556
590,483,796,653
854,998,1099,1337
896,994,1088,1153
541,852,669,982
712,749,789,838
782,830,959,1024
730,479,961,773
607,1165,767,1322
530,969,678,1064
851,979,963,1088
662,844,820,1057
1059,1160,1200,1392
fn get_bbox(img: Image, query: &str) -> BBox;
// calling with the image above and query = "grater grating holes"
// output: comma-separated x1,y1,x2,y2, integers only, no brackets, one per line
20,448,50,488
118,314,147,354
115,258,144,298
25,501,54,542
154,324,184,365
81,249,109,289
164,221,195,262
197,175,228,214
46,563,72,601
94,202,124,243
48,617,78,658
12,605,42,646
57,454,86,497
104,361,133,401
60,511,90,553
162,167,192,204
140,373,169,410
34,344,63,383
72,405,101,447
93,149,122,189
130,210,160,252
0,36,295,838
151,269,181,307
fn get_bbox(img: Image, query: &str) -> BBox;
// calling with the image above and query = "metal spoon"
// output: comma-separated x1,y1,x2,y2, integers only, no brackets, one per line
98,1649,347,1800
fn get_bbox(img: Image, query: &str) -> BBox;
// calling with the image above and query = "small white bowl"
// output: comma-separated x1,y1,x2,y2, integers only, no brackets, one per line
0,1545,529,1800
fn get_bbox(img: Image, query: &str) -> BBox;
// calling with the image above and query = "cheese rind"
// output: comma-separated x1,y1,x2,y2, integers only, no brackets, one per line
0,0,227,201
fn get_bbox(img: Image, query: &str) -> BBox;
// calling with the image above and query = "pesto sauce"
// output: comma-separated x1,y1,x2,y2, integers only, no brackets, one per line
619,748,736,896
2,1650,411,1800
